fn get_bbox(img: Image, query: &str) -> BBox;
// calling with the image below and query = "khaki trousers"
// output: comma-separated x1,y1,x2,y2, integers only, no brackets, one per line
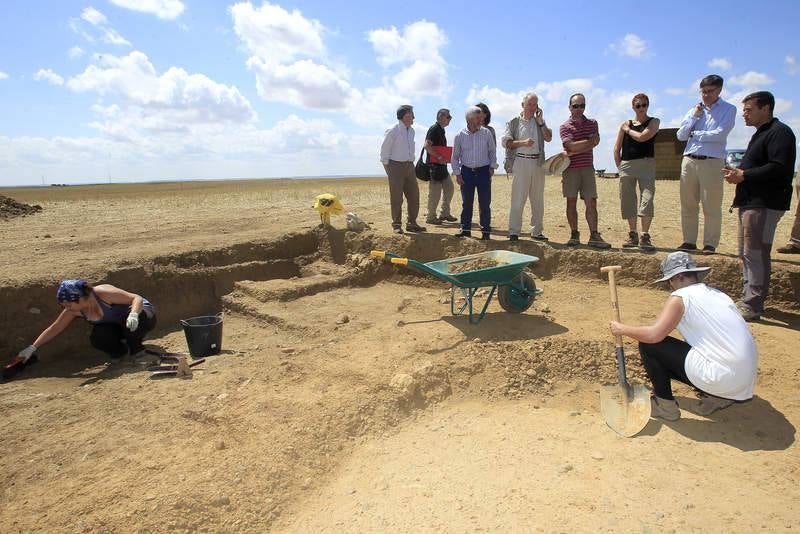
427,174,454,220
508,157,546,236
387,160,419,228
679,156,724,247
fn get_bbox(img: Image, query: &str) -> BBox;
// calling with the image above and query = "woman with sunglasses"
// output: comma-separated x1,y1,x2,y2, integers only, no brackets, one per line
613,93,660,252
13,279,157,364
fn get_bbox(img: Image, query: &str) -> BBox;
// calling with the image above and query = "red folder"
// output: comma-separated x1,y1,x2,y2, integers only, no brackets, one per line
431,146,453,163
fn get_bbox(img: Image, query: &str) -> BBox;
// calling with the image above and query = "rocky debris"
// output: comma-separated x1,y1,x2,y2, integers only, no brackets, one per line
336,313,350,324
389,362,452,408
459,338,648,400
0,195,42,220
449,257,506,274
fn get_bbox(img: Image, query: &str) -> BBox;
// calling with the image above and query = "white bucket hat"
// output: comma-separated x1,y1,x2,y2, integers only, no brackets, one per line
544,153,570,175
654,251,711,283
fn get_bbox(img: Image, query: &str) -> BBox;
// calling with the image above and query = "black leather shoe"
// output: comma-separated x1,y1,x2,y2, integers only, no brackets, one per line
509,234,519,242
677,242,697,252
481,232,491,240
454,230,472,238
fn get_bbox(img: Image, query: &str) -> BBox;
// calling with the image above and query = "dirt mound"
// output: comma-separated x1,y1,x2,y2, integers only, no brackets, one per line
0,195,42,220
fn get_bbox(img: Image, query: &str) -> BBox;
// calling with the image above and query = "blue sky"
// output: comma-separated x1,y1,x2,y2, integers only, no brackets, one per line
1,0,798,186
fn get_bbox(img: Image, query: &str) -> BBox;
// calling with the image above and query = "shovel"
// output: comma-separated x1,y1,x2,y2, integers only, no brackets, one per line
599,265,651,437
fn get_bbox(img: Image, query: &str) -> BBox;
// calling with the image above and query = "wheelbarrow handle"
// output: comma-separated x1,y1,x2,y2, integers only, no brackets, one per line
390,257,409,266
370,250,400,260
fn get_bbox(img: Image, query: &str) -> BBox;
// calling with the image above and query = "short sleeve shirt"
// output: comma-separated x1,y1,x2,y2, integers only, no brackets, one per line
560,116,598,169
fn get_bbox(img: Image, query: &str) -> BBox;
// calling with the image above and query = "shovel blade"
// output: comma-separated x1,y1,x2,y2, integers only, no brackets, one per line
600,383,652,437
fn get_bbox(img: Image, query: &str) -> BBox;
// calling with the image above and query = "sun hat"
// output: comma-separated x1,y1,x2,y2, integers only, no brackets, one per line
654,251,711,283
544,153,571,175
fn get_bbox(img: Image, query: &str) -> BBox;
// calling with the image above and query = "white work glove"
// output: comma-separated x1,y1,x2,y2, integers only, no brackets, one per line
19,345,36,363
126,312,139,332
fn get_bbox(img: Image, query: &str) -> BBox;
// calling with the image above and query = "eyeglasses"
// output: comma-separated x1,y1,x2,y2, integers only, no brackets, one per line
571,103,586,109
633,103,648,109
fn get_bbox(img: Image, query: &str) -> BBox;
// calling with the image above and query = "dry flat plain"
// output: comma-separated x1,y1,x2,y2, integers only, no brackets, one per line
1,175,799,533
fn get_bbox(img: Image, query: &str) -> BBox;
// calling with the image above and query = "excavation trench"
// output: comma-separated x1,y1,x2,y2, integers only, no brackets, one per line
2,228,798,533
3,227,797,363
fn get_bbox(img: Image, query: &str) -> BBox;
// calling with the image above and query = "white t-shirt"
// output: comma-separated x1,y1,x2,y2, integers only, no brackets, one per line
673,283,758,400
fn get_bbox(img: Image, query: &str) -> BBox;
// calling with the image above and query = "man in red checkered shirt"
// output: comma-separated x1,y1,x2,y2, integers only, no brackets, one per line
559,93,611,249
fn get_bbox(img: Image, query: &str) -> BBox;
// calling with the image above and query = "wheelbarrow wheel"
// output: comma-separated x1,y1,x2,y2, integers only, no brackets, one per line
498,272,537,313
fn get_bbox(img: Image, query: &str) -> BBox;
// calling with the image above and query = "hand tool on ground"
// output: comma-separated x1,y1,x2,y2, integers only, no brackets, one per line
2,353,38,382
371,249,543,324
149,357,205,378
599,265,651,437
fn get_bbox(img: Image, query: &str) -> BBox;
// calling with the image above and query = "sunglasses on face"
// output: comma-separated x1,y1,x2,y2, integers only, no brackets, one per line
571,103,586,109
633,103,648,109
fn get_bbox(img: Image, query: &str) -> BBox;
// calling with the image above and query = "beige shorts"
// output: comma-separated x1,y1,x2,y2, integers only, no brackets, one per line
618,158,656,219
562,166,597,199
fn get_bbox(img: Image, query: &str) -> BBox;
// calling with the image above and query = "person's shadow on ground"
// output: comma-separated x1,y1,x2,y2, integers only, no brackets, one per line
640,395,795,451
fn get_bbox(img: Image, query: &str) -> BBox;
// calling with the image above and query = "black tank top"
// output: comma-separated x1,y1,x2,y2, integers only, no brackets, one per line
621,117,655,160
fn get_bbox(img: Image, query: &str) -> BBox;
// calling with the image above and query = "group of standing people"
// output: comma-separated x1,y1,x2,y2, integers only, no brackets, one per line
380,73,797,322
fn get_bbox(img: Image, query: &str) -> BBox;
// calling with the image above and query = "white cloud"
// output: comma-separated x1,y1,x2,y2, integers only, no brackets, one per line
33,68,64,86
102,28,131,46
231,1,326,62
81,7,108,26
729,71,774,86
708,57,732,71
775,98,793,114
246,57,355,110
607,33,650,58
0,71,8,80
665,87,687,96
109,0,185,20
368,21,448,96
67,51,255,125
71,8,130,47
68,46,85,59
786,55,798,76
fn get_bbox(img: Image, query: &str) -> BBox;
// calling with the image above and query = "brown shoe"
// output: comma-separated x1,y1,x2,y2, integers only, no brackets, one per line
777,243,800,254
405,223,427,233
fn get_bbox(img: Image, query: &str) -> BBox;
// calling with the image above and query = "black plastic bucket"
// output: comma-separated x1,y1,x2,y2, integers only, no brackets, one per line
180,313,223,358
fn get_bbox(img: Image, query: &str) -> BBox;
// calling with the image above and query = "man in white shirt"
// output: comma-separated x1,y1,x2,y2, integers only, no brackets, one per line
380,105,426,234
502,92,553,242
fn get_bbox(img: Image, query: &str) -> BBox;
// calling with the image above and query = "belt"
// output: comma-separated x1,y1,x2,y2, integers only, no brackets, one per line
685,154,718,160
388,159,413,164
461,165,490,172
516,153,540,159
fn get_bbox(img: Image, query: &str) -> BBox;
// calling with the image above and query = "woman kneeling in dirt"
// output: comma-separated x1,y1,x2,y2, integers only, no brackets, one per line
609,251,757,421
16,279,157,363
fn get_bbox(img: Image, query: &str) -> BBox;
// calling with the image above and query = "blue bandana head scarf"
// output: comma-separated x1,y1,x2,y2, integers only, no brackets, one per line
57,279,89,303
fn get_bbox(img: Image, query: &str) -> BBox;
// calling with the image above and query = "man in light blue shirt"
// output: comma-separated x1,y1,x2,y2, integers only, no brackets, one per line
452,106,498,239
675,74,736,254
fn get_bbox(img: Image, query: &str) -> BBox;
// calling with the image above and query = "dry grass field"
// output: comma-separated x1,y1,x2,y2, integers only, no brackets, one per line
1,175,799,533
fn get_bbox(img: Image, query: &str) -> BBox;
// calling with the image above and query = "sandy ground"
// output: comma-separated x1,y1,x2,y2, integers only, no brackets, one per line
1,176,799,533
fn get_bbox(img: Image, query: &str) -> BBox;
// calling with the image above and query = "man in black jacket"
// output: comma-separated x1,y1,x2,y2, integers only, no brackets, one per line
723,91,797,321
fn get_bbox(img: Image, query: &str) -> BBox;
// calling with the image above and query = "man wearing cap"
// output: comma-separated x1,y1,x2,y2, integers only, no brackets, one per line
676,74,736,255
559,93,611,249
424,109,457,225
502,92,553,242
452,106,498,240
610,251,758,421
722,91,797,321
380,104,426,234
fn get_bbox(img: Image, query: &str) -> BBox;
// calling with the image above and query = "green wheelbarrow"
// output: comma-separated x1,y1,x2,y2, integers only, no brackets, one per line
371,249,543,324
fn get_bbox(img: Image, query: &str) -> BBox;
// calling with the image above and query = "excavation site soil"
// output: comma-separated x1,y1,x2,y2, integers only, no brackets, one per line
1,178,799,533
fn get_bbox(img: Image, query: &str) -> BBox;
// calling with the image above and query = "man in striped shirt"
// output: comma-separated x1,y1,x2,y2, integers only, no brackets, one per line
452,106,498,240
559,93,611,249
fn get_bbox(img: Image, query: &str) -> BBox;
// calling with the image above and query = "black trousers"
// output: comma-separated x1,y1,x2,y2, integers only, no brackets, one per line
89,311,157,358
639,336,698,400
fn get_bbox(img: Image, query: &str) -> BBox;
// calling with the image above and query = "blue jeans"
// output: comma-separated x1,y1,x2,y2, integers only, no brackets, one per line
460,166,492,232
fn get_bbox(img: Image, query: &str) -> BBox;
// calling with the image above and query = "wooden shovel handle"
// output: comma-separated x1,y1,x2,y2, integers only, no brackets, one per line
601,266,623,347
